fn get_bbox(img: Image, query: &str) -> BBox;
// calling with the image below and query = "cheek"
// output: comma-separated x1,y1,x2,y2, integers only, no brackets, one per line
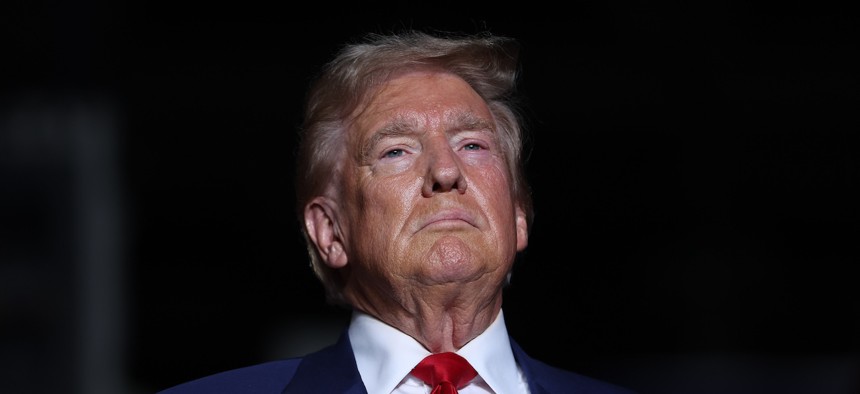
353,176,420,234
475,163,514,200
349,184,418,272
476,167,519,227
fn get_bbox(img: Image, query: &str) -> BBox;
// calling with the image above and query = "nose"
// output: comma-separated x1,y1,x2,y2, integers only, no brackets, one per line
422,140,467,197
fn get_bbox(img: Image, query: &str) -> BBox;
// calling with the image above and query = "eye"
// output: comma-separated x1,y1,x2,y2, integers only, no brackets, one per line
383,148,406,158
463,143,482,151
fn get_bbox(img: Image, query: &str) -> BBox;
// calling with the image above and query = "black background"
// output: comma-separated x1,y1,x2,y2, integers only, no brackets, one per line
2,1,859,393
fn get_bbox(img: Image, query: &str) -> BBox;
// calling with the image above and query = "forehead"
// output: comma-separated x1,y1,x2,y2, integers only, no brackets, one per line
351,71,493,135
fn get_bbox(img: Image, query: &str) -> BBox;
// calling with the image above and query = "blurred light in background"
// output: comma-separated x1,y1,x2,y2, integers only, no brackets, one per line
1,93,131,394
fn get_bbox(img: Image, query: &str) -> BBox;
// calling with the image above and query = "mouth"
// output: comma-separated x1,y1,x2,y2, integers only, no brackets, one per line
418,209,478,231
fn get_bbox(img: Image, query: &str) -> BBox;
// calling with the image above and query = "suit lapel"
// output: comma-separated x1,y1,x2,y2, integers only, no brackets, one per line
282,330,367,394
510,338,551,394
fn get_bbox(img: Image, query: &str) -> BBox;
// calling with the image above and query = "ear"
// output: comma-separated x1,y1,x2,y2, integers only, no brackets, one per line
304,197,348,269
515,206,529,252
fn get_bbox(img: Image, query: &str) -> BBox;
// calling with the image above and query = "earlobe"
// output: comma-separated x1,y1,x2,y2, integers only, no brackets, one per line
515,206,529,251
304,197,349,269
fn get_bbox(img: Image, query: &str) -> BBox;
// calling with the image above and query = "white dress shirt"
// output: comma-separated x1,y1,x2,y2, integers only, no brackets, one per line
348,309,530,394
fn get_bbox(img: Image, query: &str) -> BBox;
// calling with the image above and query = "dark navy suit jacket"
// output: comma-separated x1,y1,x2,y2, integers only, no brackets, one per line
159,331,636,394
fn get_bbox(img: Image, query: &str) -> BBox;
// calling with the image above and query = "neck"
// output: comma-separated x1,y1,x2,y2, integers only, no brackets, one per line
347,284,503,353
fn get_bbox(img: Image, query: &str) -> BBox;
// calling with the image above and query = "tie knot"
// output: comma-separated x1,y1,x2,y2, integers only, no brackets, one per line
411,352,478,392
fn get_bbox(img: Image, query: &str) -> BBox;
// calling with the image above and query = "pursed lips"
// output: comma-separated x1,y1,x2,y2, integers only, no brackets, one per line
416,209,478,231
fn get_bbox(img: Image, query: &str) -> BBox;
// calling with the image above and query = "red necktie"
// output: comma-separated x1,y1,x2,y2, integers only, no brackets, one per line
410,352,478,394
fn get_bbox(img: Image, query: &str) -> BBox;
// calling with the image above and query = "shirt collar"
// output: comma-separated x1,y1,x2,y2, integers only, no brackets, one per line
348,309,522,394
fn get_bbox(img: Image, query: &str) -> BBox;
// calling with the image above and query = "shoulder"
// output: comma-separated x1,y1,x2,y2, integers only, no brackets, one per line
157,359,302,394
524,356,637,394
510,340,637,394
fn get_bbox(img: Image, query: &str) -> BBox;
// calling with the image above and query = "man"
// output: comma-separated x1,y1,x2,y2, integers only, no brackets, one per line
160,29,636,394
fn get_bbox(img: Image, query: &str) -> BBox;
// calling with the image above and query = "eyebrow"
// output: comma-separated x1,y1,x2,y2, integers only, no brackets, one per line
359,110,496,161
359,116,419,162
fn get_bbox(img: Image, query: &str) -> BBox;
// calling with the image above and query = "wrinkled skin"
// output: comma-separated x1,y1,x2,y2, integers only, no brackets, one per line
304,71,529,352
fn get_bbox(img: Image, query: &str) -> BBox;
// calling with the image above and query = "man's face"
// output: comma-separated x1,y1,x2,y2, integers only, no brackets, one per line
336,71,528,294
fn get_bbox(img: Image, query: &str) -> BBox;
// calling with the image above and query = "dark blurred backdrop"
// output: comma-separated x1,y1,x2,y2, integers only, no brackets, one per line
2,1,858,393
